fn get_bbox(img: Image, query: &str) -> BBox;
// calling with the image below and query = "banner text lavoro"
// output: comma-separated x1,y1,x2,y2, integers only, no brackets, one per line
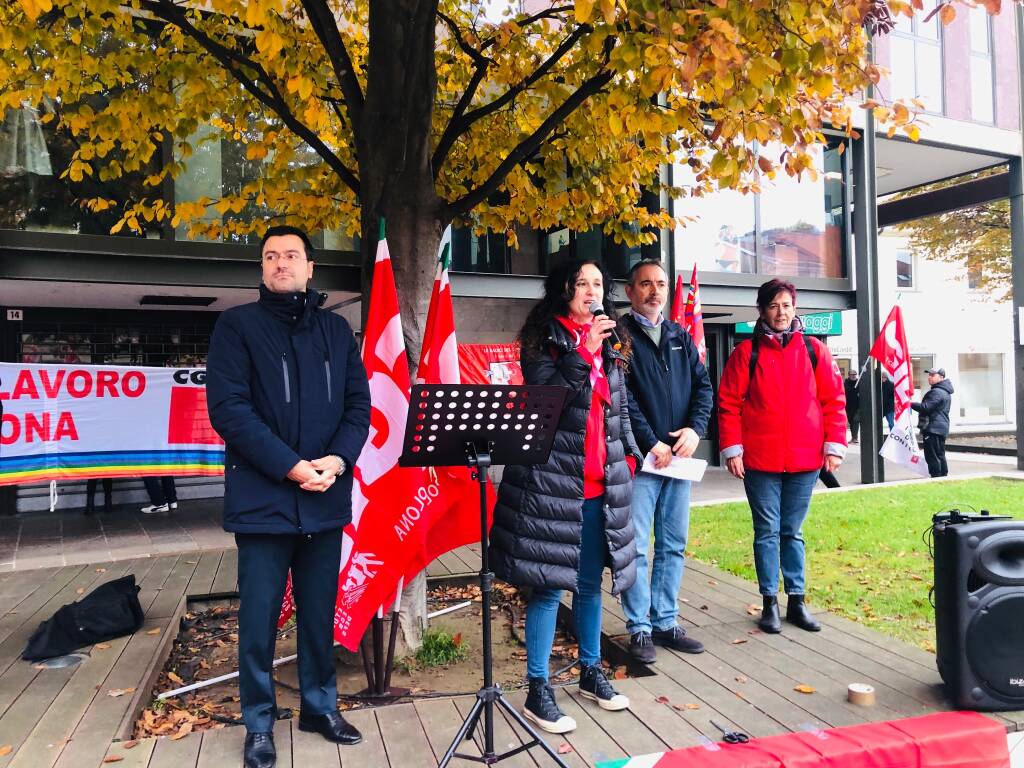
0,363,224,486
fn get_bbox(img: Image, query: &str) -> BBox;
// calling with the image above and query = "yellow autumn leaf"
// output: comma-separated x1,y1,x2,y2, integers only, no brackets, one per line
794,684,816,694
575,0,595,24
608,111,623,137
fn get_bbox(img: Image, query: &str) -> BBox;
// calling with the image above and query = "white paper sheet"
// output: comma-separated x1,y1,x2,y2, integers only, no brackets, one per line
640,452,708,482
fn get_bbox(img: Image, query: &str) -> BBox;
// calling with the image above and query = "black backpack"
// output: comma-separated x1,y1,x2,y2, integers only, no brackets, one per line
748,333,818,391
22,575,144,661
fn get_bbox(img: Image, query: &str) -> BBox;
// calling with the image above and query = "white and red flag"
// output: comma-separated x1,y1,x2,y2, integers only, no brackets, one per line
683,265,707,364
408,237,495,580
670,273,685,325
868,306,929,478
331,226,433,650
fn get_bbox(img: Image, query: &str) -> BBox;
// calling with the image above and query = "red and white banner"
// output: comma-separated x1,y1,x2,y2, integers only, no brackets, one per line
683,265,707,364
869,306,929,478
0,363,223,487
458,343,523,386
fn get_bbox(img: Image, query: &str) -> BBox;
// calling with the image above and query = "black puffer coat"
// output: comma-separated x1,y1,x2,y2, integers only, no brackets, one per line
490,320,641,596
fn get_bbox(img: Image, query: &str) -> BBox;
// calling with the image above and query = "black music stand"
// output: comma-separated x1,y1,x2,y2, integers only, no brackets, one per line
400,384,570,767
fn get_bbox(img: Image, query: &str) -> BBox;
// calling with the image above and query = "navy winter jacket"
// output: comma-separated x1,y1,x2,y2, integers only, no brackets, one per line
206,285,371,534
623,315,714,455
912,378,954,437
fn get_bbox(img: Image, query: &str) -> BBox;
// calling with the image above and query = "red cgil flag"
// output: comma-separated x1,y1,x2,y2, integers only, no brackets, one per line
330,225,434,650
670,273,686,326
407,239,495,583
683,265,707,364
869,306,929,477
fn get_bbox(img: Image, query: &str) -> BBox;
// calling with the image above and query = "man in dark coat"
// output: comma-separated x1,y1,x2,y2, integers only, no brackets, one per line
912,368,953,478
881,373,896,432
207,226,371,768
844,370,861,442
620,260,713,662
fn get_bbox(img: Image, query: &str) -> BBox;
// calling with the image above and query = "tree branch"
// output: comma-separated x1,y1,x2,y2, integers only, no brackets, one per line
433,22,592,178
446,68,614,220
299,0,365,136
138,0,361,195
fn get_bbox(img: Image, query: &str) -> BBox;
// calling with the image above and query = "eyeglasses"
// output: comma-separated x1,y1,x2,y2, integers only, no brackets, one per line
262,252,307,263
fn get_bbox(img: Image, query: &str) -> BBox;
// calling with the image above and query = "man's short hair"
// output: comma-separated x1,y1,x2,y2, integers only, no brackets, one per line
627,258,668,285
259,225,315,259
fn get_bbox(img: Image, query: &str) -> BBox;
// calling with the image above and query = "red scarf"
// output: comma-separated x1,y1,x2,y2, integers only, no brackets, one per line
557,316,611,498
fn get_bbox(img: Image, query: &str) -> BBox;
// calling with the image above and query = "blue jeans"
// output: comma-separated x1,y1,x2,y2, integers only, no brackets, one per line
525,497,606,680
885,412,895,431
620,473,691,635
743,470,819,596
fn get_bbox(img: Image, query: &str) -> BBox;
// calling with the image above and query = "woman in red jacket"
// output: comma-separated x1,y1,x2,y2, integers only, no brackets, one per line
718,279,847,634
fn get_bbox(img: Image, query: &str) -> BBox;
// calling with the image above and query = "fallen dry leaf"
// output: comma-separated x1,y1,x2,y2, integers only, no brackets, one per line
655,695,670,704
101,757,123,764
699,604,709,610
95,643,111,650
0,746,12,757
122,740,138,750
684,703,700,710
171,722,193,741
96,568,107,573
708,580,718,586
167,671,185,686
186,561,198,564
76,588,85,595
613,667,627,680
746,604,761,616
146,628,161,635
731,638,748,645
735,675,748,684
794,684,816,694
557,743,574,754
107,687,136,698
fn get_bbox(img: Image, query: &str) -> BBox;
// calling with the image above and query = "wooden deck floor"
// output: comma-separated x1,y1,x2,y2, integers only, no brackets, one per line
2,544,1022,768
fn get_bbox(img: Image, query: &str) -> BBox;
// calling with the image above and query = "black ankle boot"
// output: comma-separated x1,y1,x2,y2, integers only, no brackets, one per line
758,595,781,634
786,594,821,632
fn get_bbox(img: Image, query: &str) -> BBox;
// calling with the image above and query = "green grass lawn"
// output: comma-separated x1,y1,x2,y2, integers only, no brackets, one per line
687,477,1024,652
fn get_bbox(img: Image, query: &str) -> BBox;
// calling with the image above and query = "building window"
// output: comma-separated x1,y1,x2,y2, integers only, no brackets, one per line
451,227,511,273
889,1,944,113
0,102,159,236
958,352,1004,418
896,248,915,288
969,6,995,123
910,354,934,396
676,140,847,279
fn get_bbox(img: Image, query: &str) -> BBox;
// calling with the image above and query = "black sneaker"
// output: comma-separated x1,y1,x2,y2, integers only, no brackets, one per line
524,677,576,734
579,665,630,711
629,631,657,663
652,626,705,654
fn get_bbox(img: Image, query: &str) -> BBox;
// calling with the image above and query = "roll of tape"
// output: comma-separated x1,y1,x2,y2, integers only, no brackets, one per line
847,682,876,706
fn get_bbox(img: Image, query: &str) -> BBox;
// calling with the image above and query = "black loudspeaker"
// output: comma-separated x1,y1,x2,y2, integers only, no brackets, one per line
933,511,1024,710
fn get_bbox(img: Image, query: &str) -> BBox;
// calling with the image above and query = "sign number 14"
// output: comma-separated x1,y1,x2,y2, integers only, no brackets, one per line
6,309,23,321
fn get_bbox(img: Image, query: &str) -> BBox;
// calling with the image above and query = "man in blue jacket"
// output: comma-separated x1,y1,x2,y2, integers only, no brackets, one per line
621,260,714,663
207,226,371,768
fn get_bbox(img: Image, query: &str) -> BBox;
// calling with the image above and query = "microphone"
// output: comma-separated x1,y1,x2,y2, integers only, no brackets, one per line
588,301,623,351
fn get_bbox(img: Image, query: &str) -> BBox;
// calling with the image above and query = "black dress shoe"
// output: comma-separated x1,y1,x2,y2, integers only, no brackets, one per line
298,710,363,745
244,732,276,768
758,595,782,634
786,594,821,632
652,626,705,654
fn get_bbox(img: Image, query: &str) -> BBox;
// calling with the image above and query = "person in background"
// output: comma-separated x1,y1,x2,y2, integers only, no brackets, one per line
717,279,847,635
85,478,113,515
141,477,177,514
881,372,896,433
620,259,713,663
912,368,953,478
490,259,641,734
844,370,860,443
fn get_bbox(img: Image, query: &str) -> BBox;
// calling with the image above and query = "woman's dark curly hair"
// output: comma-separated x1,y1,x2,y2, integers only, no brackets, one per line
518,258,631,364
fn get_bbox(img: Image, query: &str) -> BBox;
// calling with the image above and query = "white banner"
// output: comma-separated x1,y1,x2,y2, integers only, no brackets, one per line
0,363,224,486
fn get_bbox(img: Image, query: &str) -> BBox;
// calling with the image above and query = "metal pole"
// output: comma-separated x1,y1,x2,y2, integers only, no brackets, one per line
853,22,884,484
1012,4,1024,472
476,449,495,757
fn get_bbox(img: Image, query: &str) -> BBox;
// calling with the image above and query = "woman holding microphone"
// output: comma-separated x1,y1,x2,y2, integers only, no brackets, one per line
490,258,641,734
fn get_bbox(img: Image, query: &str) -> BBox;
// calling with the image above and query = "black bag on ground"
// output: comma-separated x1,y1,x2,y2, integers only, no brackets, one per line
22,574,145,661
